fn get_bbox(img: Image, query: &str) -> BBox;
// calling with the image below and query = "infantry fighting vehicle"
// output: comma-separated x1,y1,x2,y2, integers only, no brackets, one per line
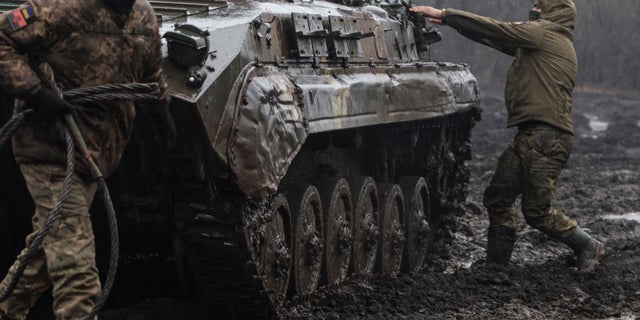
0,0,480,317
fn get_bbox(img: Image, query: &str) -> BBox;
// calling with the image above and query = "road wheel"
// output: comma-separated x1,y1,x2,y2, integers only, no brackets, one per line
348,176,379,275
318,178,353,285
376,183,405,277
287,185,324,295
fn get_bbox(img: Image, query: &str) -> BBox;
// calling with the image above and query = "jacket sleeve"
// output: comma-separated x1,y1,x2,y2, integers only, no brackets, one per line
443,8,544,56
141,23,170,115
0,1,53,99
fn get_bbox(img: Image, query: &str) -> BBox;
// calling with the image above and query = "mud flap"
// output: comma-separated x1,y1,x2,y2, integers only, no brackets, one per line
229,69,307,198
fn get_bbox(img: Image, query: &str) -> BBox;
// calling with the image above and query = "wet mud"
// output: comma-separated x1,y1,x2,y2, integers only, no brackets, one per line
280,91,640,320
94,91,640,319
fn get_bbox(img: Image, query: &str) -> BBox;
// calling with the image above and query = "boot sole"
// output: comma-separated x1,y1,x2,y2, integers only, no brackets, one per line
578,242,606,273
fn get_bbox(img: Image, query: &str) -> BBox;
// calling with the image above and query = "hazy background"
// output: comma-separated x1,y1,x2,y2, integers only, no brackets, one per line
418,0,640,95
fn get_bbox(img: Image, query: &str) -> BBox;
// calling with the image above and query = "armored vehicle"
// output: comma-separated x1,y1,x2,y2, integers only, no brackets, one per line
0,0,480,317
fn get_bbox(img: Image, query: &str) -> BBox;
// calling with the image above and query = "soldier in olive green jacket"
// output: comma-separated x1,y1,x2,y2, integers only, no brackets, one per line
411,0,605,272
0,0,173,318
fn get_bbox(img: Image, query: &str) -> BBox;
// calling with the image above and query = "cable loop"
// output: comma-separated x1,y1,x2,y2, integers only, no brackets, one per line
0,82,159,319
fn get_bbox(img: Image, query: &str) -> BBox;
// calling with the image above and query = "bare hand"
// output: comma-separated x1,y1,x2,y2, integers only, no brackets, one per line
410,6,446,25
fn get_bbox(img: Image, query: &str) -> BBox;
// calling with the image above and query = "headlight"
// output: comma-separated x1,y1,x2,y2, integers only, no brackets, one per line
163,24,210,69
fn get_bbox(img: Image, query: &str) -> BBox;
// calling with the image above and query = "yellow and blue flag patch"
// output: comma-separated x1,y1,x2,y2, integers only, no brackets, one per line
8,6,35,31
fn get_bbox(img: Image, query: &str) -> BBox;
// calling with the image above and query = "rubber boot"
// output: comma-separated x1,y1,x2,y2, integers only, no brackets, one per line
560,227,606,273
486,226,516,266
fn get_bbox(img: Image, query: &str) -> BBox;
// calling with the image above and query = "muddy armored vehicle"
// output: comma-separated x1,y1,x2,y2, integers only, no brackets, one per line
0,0,480,317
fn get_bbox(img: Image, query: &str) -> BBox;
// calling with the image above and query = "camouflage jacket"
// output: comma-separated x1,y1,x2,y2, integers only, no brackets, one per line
443,0,577,134
0,0,170,177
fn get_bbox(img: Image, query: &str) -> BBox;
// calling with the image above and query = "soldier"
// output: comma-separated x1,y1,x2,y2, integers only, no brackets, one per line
0,0,174,318
410,0,605,272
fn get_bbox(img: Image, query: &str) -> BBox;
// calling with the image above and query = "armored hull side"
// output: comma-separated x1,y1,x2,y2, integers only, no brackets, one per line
151,1,480,316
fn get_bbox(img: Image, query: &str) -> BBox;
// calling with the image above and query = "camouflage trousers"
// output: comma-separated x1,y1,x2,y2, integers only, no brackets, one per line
0,163,101,320
483,123,578,238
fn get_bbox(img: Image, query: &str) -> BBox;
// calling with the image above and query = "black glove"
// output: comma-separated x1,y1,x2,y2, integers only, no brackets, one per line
149,111,177,150
26,87,73,117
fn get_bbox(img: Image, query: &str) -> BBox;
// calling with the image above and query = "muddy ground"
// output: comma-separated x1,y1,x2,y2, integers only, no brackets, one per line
96,91,640,320
280,91,640,320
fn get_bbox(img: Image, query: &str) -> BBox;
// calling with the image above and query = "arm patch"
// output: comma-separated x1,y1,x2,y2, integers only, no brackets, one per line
8,6,36,32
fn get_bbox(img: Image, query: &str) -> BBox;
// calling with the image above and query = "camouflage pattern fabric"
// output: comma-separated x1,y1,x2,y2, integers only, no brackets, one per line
0,163,100,320
483,123,578,239
0,0,170,177
0,0,169,318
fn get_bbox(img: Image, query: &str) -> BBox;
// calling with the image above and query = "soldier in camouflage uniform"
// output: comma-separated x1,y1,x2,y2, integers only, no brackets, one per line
0,0,173,318
411,0,605,272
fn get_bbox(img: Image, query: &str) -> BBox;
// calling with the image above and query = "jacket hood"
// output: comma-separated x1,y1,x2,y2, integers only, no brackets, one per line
534,0,576,30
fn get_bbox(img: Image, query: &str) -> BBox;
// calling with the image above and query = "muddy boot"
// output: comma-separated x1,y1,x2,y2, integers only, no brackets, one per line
560,227,606,273
486,226,516,266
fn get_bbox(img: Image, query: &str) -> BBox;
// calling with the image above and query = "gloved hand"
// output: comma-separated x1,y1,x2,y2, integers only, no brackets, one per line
26,87,73,117
149,111,177,150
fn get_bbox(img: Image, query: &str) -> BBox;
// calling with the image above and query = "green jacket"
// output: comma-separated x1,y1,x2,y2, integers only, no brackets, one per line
443,0,577,133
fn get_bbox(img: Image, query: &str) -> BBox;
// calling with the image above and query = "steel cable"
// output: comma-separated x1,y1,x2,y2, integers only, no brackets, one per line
0,110,32,149
0,83,160,319
62,83,159,99
84,178,119,320
0,126,75,303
